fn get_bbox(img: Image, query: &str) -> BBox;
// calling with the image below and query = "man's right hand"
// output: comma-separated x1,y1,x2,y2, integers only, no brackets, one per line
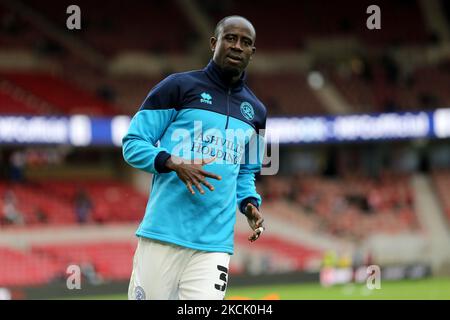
165,155,221,195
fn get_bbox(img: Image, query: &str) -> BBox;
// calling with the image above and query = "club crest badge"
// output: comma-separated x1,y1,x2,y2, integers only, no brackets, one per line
240,102,254,121
135,286,146,300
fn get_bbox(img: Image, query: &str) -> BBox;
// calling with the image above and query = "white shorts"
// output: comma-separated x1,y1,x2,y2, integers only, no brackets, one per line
128,237,231,300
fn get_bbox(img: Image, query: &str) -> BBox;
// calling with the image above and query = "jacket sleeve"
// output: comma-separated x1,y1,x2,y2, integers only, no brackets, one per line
236,130,265,215
122,74,180,174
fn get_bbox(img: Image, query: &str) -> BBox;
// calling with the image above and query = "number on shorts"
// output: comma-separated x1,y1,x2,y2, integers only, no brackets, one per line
214,265,228,292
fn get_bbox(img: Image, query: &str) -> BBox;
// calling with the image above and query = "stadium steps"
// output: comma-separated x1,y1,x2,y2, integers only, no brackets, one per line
432,169,450,224
175,0,213,58
310,79,352,114
418,0,450,43
412,173,450,275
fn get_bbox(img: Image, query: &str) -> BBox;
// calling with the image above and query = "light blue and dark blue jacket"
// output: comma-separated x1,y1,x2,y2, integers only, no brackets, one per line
122,60,267,254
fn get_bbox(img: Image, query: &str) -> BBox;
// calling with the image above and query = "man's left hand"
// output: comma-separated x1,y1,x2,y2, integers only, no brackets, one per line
244,203,265,242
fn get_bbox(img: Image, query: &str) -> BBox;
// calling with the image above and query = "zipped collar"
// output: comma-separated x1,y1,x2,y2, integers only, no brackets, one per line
204,59,246,92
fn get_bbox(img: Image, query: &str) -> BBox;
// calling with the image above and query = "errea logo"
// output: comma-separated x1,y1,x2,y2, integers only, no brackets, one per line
200,92,212,105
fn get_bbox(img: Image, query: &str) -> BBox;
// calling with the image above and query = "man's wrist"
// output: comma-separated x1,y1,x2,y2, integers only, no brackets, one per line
240,197,259,215
165,156,175,171
154,151,173,173
166,155,187,171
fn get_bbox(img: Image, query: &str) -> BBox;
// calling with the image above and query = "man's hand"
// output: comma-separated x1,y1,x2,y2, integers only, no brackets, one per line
165,155,221,195
244,203,265,242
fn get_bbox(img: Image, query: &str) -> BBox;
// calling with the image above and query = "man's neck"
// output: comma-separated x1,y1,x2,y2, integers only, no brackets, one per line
213,60,243,85
230,74,242,84
222,69,241,85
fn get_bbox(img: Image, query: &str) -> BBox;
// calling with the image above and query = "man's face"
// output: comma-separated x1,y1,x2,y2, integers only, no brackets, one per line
210,18,256,78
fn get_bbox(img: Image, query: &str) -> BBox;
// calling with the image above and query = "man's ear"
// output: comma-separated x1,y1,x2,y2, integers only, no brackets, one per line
250,46,256,60
210,37,217,52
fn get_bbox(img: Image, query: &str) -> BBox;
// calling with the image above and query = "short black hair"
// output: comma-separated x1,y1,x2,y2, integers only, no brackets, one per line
214,15,255,40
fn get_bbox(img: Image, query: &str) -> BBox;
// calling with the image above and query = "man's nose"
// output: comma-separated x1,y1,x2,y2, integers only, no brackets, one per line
231,40,243,51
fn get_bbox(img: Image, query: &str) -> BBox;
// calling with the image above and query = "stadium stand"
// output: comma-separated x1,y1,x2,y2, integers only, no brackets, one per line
235,232,323,271
66,72,162,114
323,59,450,113
205,0,429,50
0,246,60,286
247,72,328,115
0,241,136,286
31,241,136,281
21,0,197,56
259,172,419,240
0,72,118,115
0,229,325,287
0,179,147,226
0,3,46,50
2,0,447,117
0,86,39,114
1,0,449,294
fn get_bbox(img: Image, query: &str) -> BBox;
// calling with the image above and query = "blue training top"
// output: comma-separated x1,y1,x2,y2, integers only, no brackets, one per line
122,60,267,254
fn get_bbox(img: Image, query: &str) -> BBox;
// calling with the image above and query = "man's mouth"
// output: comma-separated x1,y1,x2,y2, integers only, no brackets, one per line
226,55,243,64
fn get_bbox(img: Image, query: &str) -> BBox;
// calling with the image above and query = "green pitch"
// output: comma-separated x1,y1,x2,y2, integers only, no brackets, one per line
225,277,450,300
69,277,450,300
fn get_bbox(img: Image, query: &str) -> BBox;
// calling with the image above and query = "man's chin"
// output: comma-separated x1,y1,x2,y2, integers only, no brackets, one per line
222,65,241,78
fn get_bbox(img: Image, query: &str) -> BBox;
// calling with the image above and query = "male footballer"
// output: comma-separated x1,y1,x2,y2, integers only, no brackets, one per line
123,16,266,300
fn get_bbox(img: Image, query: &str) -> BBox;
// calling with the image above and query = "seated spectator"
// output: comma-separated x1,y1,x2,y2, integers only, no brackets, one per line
80,262,103,285
1,190,25,226
8,152,26,183
34,206,48,224
74,188,93,224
